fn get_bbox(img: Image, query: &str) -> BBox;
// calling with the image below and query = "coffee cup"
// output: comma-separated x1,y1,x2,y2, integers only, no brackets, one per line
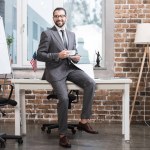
68,50,76,56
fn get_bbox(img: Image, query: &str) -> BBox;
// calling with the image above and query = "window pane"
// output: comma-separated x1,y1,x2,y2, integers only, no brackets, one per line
27,0,52,61
64,0,103,66
0,0,17,64
33,21,38,40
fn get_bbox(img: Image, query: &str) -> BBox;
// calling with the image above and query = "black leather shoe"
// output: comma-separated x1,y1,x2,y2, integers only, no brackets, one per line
59,136,71,148
77,122,99,134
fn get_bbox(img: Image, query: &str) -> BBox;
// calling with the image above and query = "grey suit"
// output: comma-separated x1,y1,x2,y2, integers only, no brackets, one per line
37,26,96,135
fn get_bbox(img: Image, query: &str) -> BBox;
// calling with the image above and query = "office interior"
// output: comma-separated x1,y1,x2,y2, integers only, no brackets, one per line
0,0,150,149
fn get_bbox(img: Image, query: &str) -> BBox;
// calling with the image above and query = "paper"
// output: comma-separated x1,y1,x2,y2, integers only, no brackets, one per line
74,63,94,79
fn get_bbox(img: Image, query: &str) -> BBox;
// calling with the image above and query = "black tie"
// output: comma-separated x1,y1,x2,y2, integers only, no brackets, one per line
60,30,68,49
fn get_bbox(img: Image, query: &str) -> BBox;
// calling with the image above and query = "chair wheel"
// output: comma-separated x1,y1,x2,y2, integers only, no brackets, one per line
41,126,45,131
47,129,51,134
0,142,6,148
72,129,76,134
18,139,23,144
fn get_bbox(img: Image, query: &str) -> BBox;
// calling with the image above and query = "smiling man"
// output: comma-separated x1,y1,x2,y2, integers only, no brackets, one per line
37,7,98,148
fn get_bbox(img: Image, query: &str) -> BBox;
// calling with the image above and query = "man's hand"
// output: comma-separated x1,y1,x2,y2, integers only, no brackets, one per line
58,50,69,59
70,55,81,62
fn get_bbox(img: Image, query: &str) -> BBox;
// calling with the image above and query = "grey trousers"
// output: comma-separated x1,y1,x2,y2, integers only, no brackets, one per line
50,68,96,135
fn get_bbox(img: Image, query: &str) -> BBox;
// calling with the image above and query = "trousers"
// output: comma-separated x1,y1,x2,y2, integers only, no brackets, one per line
50,65,96,135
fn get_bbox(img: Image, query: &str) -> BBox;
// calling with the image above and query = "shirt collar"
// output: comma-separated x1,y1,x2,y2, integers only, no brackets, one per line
55,25,66,32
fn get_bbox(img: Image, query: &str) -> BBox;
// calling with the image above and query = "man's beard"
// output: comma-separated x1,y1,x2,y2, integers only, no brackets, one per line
55,20,65,27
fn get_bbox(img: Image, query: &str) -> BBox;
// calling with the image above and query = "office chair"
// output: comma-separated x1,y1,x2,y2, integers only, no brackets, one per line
0,83,23,148
41,90,79,134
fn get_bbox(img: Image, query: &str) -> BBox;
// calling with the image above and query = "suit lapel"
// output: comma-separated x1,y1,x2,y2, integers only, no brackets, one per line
51,26,64,49
66,30,72,50
50,26,73,50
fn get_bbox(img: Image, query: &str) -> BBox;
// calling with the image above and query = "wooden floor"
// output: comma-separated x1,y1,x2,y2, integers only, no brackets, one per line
0,122,150,150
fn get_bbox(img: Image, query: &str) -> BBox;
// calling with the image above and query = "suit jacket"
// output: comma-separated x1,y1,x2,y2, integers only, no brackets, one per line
37,26,78,82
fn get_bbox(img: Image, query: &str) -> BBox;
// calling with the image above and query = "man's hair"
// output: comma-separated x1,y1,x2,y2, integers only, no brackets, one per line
53,7,67,16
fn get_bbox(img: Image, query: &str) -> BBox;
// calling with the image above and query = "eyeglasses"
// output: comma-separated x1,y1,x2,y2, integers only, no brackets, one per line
53,15,66,18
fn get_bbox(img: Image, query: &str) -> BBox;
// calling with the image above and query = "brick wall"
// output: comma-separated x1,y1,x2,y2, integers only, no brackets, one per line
1,0,150,124
114,0,150,123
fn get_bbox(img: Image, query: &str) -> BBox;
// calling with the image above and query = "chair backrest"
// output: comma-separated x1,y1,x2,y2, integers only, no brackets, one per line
0,83,17,107
0,82,13,98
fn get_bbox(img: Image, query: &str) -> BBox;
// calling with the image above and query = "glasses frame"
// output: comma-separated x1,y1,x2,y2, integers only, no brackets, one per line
53,15,66,19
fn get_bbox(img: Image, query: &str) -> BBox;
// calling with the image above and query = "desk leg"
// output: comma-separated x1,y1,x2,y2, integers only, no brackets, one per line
20,90,26,135
15,84,21,135
124,84,130,141
122,89,125,135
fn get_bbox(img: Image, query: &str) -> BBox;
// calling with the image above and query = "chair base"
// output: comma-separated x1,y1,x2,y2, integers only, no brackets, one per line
41,123,79,134
0,133,23,148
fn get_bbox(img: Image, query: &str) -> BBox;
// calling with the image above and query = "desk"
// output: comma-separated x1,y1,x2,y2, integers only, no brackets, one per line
11,78,132,141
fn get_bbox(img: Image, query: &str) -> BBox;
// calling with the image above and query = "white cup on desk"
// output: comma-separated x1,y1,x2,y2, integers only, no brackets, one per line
68,50,76,56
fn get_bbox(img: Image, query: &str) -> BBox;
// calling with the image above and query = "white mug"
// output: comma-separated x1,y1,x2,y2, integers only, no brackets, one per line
68,50,76,56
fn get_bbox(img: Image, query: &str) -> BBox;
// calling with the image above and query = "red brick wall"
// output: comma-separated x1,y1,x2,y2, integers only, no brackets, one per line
1,0,150,124
114,0,150,123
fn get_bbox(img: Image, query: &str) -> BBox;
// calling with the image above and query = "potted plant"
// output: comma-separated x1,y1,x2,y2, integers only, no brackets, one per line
6,35,14,50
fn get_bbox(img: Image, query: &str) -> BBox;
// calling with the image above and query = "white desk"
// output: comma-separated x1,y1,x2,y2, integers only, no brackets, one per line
11,78,132,141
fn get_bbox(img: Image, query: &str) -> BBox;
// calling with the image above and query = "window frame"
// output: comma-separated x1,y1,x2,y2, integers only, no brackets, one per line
94,0,114,78
13,0,114,78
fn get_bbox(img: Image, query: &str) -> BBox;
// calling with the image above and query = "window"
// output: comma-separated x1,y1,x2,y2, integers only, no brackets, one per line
64,0,103,66
27,0,52,64
40,27,44,34
1,0,17,64
32,22,38,40
1,0,114,77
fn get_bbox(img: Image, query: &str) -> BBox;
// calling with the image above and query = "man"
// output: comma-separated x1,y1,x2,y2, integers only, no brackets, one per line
37,7,98,148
